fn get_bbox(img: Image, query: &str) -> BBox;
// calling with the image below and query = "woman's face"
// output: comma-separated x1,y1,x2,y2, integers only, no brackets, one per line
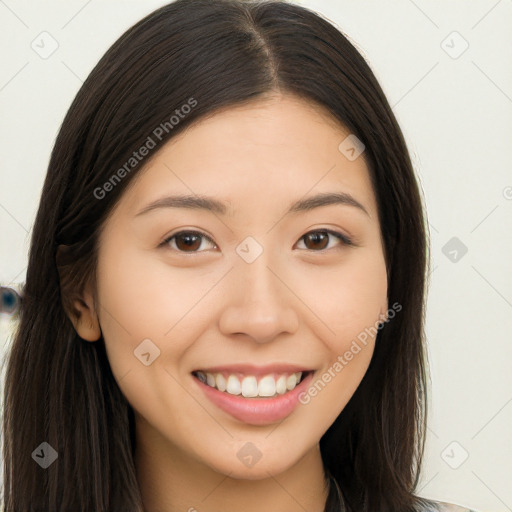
85,93,387,479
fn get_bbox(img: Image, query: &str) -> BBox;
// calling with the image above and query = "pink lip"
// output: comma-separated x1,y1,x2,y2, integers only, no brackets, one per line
192,371,314,426
192,363,311,377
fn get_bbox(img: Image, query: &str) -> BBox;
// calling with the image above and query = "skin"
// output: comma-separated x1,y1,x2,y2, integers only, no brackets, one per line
70,93,388,512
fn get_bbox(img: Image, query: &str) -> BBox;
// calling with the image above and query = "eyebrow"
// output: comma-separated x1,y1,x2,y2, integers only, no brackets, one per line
135,191,370,218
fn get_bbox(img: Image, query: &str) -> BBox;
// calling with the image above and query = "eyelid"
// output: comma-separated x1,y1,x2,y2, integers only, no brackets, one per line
297,228,355,249
160,229,217,251
160,227,355,253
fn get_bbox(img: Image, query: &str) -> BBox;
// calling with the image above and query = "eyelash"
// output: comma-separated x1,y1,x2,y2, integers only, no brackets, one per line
160,229,354,254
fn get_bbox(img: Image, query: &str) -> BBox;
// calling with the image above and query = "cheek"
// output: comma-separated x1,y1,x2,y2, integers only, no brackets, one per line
296,249,387,343
293,249,387,415
94,245,210,428
94,245,207,381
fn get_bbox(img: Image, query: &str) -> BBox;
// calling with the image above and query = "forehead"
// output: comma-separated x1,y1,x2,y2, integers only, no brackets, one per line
116,93,377,220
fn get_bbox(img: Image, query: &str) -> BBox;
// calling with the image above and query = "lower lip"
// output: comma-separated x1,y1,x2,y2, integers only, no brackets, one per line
193,371,314,426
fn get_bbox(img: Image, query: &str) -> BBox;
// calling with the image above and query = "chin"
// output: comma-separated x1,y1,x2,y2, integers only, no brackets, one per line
205,452,298,481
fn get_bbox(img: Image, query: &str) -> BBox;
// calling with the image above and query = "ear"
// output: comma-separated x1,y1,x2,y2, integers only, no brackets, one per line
68,286,101,342
57,244,101,342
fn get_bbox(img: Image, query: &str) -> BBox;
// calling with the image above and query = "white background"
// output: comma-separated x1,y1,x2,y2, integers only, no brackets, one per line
1,1,511,510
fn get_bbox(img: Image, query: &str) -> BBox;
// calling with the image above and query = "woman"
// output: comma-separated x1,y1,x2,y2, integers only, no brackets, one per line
1,0,480,510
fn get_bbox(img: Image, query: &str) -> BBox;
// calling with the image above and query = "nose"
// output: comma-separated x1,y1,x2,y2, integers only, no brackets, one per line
218,254,299,344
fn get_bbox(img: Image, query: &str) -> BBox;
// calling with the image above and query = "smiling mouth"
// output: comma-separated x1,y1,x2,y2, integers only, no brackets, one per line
191,369,313,399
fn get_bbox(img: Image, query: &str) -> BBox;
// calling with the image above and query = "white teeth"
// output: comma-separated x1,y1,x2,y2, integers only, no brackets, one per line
258,375,276,396
206,373,216,387
215,373,226,392
241,376,258,398
286,373,297,390
196,370,307,398
226,375,241,395
276,375,287,394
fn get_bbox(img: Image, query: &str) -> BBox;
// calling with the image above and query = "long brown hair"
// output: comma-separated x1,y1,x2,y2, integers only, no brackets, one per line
2,1,432,510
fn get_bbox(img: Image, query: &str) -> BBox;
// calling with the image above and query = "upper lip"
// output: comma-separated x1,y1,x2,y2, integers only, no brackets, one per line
192,363,314,376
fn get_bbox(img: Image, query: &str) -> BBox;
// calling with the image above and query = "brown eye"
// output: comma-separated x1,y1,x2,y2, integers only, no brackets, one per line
303,232,329,250
297,230,352,251
163,231,217,253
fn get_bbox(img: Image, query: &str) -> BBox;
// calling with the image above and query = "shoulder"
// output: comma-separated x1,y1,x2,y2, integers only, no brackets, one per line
434,501,481,512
